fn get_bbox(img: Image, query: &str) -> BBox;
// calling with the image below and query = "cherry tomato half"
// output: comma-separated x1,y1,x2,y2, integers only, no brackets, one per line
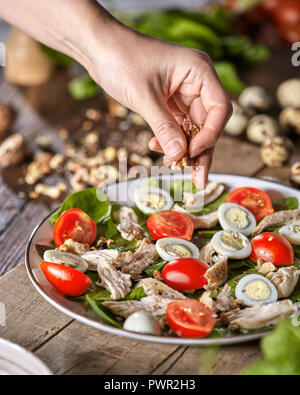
40,261,91,297
53,208,97,247
272,0,300,27
147,210,194,241
226,187,274,222
250,232,294,266
161,258,209,291
166,300,216,338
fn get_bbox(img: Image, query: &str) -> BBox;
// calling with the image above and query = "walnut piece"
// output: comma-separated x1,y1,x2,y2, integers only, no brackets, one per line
0,103,15,137
0,133,26,168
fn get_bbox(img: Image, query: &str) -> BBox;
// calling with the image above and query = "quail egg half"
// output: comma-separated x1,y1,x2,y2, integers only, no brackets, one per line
211,230,252,259
279,223,300,245
43,250,88,273
156,237,200,261
134,187,173,214
218,203,256,236
123,311,161,335
235,274,278,307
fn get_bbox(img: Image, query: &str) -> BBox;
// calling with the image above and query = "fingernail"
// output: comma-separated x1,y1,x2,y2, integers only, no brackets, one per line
165,139,184,159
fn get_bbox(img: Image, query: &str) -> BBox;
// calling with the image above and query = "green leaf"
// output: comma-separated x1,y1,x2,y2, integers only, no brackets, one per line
68,74,101,100
125,287,147,300
170,179,197,201
294,246,300,259
86,288,112,302
144,261,166,277
214,61,246,95
242,319,300,375
85,294,122,328
272,197,299,212
192,229,220,249
50,188,111,225
35,244,54,259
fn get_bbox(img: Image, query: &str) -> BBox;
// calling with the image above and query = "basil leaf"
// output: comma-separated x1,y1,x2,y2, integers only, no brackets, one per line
272,197,299,211
51,188,111,225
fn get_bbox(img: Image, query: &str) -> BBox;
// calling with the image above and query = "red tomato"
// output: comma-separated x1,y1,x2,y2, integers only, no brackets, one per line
147,210,194,241
259,0,281,16
226,187,274,222
166,300,216,338
250,232,294,266
161,258,209,291
279,24,300,44
53,208,97,247
272,0,300,27
40,261,91,296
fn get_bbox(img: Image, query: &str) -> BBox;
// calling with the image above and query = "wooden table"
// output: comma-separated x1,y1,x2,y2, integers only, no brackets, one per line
0,43,299,375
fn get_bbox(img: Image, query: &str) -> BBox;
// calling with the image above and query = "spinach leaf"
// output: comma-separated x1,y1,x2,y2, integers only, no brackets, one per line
272,197,299,211
35,244,54,259
170,179,197,202
85,294,122,328
144,261,166,277
85,288,112,302
194,190,229,216
242,319,300,375
125,287,147,300
51,188,111,224
192,229,221,249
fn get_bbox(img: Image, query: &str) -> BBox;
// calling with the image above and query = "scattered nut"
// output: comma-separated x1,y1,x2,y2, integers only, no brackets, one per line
239,86,272,112
49,154,64,170
247,114,279,144
0,103,15,138
225,101,248,136
25,152,52,184
261,136,293,167
35,134,53,149
85,108,102,122
279,107,300,135
104,146,117,162
128,112,147,126
0,133,26,168
277,79,300,108
34,182,67,200
105,95,128,118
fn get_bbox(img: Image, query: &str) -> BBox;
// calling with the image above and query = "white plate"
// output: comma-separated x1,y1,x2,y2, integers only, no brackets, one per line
0,338,52,375
25,174,300,346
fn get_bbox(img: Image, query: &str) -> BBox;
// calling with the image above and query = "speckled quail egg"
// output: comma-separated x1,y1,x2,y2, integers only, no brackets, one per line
224,101,249,136
134,187,173,214
279,107,300,136
277,79,300,108
279,223,300,245
43,250,88,273
290,162,300,188
239,86,272,112
260,136,293,167
211,230,252,259
123,311,161,335
235,274,278,307
246,115,279,144
156,238,200,261
218,203,256,236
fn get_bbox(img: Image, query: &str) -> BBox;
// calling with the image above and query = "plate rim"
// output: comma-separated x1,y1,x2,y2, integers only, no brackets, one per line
25,173,299,346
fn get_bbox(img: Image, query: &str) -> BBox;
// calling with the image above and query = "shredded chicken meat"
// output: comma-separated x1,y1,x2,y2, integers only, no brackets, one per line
267,266,300,298
182,182,224,211
253,209,300,235
116,206,143,241
136,278,186,300
97,260,132,300
199,291,216,312
173,204,219,229
215,284,238,312
103,296,175,318
221,300,296,330
204,256,229,290
57,239,90,255
81,249,119,271
114,238,158,279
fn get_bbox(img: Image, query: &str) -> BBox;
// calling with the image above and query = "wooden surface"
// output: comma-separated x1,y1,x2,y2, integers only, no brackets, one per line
0,43,299,375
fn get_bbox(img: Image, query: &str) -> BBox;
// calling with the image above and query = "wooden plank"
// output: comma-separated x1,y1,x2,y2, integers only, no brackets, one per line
0,264,73,351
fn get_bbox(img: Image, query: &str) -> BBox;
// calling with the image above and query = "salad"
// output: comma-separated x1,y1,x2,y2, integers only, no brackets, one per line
37,178,300,339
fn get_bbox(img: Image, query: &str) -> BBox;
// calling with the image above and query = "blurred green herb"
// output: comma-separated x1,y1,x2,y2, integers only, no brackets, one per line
272,197,299,211
68,74,101,100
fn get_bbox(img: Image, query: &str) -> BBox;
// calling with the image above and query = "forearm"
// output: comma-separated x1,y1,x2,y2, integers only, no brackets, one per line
0,0,126,74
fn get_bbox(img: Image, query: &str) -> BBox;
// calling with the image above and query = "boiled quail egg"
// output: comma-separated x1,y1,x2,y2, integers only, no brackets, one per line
218,203,256,236
43,250,88,273
211,230,252,259
235,274,278,307
123,311,161,335
156,238,200,261
134,187,173,214
279,223,300,245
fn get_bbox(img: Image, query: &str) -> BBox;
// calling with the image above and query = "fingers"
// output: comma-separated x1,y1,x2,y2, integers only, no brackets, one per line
148,137,163,153
140,96,187,161
192,147,214,189
189,70,232,159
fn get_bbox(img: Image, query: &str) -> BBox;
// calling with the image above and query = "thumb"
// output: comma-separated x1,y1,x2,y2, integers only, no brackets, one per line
140,98,187,161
